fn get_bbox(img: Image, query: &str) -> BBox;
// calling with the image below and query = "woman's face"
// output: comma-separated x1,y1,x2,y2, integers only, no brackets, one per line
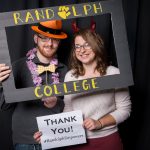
74,35,96,65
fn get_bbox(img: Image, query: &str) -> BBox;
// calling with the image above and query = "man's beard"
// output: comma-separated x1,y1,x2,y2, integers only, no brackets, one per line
38,46,56,59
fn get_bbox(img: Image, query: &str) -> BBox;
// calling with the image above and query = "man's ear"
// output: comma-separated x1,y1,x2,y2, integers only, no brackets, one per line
34,34,38,44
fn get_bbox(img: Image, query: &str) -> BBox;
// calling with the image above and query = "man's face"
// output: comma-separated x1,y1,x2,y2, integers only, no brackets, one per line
34,34,60,59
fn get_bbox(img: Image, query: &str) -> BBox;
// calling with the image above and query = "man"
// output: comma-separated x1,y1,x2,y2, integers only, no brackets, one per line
0,20,68,150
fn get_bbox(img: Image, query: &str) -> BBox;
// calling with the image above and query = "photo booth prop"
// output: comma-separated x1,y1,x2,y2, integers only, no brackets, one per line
36,110,86,149
0,0,133,103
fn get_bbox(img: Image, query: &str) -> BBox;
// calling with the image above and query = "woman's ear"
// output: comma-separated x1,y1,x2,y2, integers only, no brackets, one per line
34,34,38,44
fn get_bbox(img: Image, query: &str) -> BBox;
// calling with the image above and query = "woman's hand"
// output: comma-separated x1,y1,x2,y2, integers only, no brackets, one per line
33,131,42,143
42,97,57,108
83,118,102,131
0,64,11,82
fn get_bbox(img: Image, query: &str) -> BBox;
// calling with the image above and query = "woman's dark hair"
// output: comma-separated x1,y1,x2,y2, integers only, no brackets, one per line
69,28,108,77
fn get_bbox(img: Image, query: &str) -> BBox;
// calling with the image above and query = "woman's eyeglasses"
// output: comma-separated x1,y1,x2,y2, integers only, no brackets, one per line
74,43,92,52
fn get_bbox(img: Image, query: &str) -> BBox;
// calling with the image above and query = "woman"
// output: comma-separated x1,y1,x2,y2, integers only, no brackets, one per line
34,28,131,150
63,28,131,150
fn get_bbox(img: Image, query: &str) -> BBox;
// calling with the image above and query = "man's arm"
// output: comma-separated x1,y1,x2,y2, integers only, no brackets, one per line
42,63,67,112
55,96,64,112
0,86,16,111
42,96,64,113
0,64,15,110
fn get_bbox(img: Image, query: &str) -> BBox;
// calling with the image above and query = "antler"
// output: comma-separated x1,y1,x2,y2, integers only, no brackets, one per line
72,21,79,33
90,17,96,32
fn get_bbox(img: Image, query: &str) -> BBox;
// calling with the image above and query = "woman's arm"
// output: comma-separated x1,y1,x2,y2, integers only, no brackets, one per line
83,88,131,130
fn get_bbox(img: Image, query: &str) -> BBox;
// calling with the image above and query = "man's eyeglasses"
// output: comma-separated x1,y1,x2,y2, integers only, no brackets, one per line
74,43,92,52
37,34,60,43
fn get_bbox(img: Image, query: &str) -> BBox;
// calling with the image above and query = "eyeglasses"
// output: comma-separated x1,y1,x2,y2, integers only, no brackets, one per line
74,43,92,52
37,34,60,43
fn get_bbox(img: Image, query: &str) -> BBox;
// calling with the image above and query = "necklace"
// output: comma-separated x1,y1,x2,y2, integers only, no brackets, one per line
26,48,59,86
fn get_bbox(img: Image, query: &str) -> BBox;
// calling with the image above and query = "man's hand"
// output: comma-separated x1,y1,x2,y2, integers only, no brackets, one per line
42,97,57,108
0,64,11,82
83,118,102,131
33,131,42,144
